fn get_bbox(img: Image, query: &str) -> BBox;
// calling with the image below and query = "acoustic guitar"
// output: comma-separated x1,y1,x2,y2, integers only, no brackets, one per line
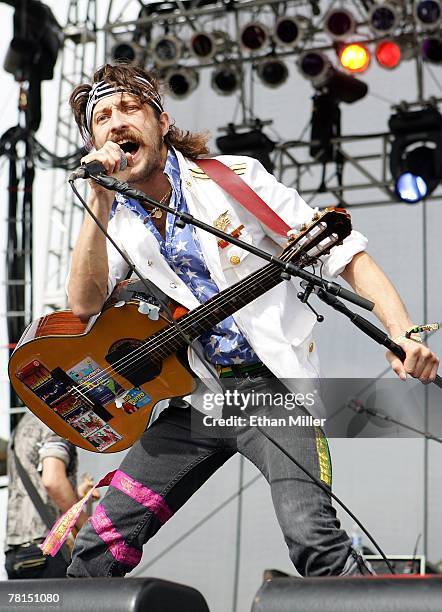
8,208,351,453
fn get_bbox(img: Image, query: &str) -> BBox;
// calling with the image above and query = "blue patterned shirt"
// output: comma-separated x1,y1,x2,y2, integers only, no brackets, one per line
112,149,258,365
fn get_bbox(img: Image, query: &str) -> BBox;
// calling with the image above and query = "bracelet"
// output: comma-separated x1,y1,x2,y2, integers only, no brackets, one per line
394,333,423,344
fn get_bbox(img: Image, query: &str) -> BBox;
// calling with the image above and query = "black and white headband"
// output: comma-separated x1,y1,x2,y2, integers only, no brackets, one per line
83,76,164,134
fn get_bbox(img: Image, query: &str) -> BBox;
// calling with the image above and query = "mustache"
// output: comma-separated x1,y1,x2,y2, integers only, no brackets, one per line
110,130,143,145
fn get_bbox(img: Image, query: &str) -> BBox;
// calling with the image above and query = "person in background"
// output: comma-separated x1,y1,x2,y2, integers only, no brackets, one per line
5,411,97,579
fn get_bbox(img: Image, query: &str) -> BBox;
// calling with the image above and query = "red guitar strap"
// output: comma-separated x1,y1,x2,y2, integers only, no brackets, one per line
195,158,291,237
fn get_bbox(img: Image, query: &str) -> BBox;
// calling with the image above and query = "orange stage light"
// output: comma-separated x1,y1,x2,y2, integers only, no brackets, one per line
340,43,371,73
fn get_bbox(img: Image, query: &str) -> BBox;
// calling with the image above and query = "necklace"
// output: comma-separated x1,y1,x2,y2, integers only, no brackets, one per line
150,187,172,219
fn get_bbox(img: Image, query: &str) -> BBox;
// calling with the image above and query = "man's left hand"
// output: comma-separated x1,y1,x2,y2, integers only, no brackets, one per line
386,337,439,383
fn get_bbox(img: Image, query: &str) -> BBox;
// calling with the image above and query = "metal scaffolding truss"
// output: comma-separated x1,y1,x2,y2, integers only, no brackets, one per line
42,0,442,311
275,129,442,210
43,0,97,311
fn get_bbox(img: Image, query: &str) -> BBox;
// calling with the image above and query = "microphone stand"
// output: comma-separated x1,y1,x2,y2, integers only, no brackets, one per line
85,172,373,311
78,172,442,392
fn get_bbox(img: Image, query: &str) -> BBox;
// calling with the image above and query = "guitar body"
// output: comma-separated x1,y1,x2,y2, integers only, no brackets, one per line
8,301,196,453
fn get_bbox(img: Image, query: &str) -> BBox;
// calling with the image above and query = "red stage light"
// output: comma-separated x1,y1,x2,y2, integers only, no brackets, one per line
340,43,371,72
376,40,401,68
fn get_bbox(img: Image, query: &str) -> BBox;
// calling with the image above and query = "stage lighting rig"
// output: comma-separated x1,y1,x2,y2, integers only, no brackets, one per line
165,67,199,99
339,43,371,73
274,16,309,48
298,51,368,104
375,40,402,69
389,107,442,203
324,8,356,41
256,58,288,88
298,50,331,85
151,34,183,67
190,31,230,61
240,22,269,52
421,37,442,63
110,39,145,66
414,0,442,30
211,63,241,95
216,122,275,172
368,3,400,35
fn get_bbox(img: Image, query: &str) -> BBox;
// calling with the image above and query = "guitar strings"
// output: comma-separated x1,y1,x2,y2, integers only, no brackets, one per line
67,259,285,399
66,230,334,395
67,234,337,400
68,226,331,393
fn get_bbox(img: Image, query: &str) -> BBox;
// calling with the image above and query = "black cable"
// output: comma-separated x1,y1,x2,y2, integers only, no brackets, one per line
255,424,395,574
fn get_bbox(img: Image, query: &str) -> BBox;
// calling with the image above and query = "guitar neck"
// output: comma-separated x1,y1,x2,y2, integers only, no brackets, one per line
150,260,283,357
180,261,282,340
142,208,351,359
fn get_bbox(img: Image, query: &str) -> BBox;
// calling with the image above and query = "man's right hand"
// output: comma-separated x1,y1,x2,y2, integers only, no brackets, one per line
81,141,134,200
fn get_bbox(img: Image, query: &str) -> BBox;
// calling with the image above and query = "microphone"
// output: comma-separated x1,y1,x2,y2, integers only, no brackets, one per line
69,152,128,181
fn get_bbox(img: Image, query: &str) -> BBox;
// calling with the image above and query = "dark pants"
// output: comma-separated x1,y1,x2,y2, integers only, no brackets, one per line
68,375,368,578
5,542,68,579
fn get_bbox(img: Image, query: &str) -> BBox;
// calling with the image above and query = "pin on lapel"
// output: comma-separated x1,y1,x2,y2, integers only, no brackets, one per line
218,225,245,249
213,210,231,232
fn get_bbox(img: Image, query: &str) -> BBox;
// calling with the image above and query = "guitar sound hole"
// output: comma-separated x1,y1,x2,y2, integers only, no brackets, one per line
105,339,162,387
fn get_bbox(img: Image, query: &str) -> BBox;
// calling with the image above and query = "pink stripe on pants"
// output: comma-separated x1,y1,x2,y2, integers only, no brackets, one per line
110,469,173,524
90,504,142,568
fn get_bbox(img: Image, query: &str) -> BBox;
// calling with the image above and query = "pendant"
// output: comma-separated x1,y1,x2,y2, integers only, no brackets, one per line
151,208,163,219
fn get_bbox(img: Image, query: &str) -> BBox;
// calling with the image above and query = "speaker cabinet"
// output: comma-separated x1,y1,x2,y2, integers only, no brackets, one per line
0,577,210,612
252,575,442,612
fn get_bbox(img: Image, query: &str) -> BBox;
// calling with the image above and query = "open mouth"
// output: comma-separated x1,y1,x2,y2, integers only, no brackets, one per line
117,141,140,156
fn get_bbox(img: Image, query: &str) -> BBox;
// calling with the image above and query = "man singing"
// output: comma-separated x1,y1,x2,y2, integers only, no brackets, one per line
66,63,438,578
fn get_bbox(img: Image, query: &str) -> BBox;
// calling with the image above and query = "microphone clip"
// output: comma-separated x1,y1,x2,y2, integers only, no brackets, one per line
297,281,324,323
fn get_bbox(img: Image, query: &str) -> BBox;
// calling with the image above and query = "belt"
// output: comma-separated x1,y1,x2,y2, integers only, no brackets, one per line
215,361,272,379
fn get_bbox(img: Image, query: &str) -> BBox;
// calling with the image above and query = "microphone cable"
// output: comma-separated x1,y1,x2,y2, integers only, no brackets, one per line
256,424,394,574
69,178,394,575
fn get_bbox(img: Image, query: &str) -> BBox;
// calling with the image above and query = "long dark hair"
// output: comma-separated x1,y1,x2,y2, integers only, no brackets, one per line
69,63,210,158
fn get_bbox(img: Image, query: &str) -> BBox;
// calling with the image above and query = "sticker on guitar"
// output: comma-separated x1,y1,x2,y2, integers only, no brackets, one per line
67,357,152,414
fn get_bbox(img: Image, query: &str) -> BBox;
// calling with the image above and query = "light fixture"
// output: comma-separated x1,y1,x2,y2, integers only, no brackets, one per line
211,63,241,95
339,43,371,73
274,16,307,48
375,40,401,69
190,31,229,60
414,0,442,29
240,22,269,52
110,40,145,65
389,107,442,202
256,58,288,88
216,125,275,172
298,50,331,85
369,3,399,35
165,67,199,99
324,70,368,104
151,35,183,68
421,37,442,62
324,8,356,41
298,51,368,104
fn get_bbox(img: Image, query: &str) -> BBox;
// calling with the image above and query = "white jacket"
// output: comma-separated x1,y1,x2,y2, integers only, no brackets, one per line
105,149,368,396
